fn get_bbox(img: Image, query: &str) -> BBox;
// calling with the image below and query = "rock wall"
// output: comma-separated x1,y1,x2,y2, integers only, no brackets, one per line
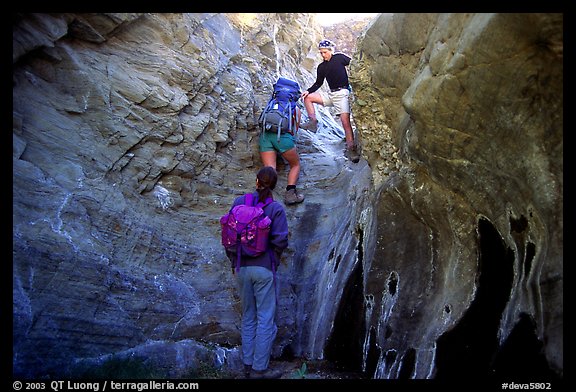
351,13,562,378
321,15,377,56
13,12,374,378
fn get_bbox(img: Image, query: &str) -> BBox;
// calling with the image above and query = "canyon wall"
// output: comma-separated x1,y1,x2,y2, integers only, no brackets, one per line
13,13,562,379
351,13,562,378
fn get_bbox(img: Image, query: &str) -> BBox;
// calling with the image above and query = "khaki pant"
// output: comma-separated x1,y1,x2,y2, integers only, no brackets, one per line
319,88,350,114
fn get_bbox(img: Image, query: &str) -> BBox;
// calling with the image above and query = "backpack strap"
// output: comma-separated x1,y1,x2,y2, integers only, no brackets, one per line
234,193,255,274
277,117,282,142
244,192,254,206
288,101,293,137
259,99,275,140
276,101,293,142
235,244,242,275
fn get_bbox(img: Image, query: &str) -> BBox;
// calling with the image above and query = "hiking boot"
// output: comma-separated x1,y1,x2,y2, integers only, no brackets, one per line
284,188,305,205
345,145,361,163
250,367,283,379
299,118,318,132
243,364,252,379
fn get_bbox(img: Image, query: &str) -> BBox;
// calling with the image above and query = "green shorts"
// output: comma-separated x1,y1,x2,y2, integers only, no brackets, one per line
259,131,295,153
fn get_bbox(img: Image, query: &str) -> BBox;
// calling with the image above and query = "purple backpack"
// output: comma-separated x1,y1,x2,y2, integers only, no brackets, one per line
220,193,273,272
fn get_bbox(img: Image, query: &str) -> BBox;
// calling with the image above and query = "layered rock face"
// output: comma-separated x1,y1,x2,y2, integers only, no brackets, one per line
351,13,562,378
13,12,562,380
321,15,376,55
12,12,352,377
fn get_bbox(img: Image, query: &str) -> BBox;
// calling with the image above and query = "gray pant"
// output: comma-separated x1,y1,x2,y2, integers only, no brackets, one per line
237,266,277,371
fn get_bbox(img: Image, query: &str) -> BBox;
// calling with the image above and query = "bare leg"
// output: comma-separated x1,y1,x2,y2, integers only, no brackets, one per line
340,112,355,149
260,151,277,169
303,92,324,121
280,148,301,186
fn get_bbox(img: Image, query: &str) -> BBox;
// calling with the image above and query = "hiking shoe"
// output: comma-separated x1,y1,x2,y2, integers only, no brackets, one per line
243,364,252,378
299,119,318,132
284,188,305,205
250,367,283,379
345,145,361,163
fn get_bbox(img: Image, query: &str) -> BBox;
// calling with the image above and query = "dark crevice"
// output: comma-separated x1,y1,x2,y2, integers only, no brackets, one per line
324,228,366,374
398,348,416,379
524,241,535,276
384,325,392,339
279,344,295,361
333,254,341,273
357,227,364,269
324,259,365,372
510,214,529,233
364,327,380,377
383,350,397,376
491,312,560,380
387,272,398,296
434,218,514,379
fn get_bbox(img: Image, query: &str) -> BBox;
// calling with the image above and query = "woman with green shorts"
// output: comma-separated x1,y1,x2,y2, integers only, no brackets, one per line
259,131,305,205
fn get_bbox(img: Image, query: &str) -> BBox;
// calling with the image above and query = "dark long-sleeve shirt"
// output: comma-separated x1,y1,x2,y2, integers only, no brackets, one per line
306,52,351,93
226,192,289,271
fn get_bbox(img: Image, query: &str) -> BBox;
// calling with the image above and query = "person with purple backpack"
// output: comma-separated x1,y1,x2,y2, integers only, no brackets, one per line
223,166,288,379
